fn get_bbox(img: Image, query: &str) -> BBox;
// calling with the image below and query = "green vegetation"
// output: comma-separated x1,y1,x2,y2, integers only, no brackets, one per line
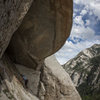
95,48,100,54
72,62,83,71
77,55,100,100
90,55,100,67
82,94,100,100
77,82,100,100
72,62,89,75
77,83,92,96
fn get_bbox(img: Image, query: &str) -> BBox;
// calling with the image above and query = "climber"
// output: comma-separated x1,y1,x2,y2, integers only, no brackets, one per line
20,74,28,88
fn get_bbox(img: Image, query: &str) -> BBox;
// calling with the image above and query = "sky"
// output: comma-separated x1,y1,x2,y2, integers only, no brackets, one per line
55,0,100,65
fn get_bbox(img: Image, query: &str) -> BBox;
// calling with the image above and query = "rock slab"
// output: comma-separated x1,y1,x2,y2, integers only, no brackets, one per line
7,0,73,69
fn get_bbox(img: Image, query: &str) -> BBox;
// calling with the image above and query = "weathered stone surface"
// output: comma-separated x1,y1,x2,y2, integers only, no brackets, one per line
16,55,81,100
0,0,33,58
38,55,81,100
7,0,73,69
0,54,81,100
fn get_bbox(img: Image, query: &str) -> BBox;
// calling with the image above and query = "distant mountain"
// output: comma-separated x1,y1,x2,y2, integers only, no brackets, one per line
63,44,100,100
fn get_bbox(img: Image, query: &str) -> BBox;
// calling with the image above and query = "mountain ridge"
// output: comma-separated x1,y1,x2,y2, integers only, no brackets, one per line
63,44,100,100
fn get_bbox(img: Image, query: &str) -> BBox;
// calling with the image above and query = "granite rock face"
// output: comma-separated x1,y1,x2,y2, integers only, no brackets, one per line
0,0,33,58
7,0,73,69
0,55,81,100
0,0,81,100
38,55,81,100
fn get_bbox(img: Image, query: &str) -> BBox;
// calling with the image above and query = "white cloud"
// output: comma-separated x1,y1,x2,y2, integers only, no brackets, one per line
85,20,90,26
92,3,100,20
74,0,100,20
80,9,87,16
74,16,84,26
74,0,80,4
70,24,95,40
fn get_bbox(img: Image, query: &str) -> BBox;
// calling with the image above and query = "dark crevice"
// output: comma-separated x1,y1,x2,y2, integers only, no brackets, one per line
37,63,45,98
3,0,7,4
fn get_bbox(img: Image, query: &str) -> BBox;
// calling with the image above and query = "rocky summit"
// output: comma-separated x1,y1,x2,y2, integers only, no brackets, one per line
63,44,100,100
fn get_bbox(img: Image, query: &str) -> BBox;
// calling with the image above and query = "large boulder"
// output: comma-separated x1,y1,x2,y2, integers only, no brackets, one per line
38,55,81,100
0,0,33,58
7,0,73,69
